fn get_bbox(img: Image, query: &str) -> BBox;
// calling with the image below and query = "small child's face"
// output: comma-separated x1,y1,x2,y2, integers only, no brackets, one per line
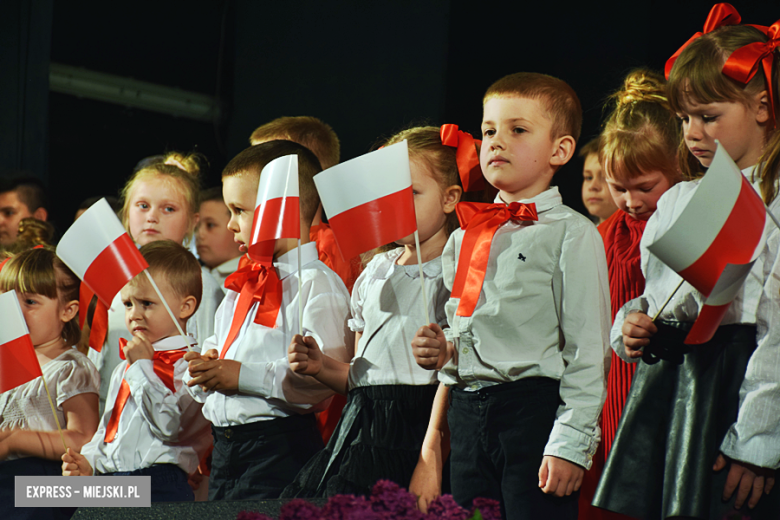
127,177,192,246
196,200,242,269
676,95,768,170
581,153,618,222
120,276,185,344
480,96,559,202
222,174,258,254
396,159,451,246
14,290,68,347
606,170,673,221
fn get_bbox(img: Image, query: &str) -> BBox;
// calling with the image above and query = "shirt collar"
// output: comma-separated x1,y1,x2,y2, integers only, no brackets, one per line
372,247,442,280
274,242,319,280
153,334,197,352
494,186,562,213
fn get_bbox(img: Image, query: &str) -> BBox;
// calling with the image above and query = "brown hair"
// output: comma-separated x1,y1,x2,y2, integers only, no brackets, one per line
223,140,322,226
484,72,582,142
600,69,683,184
0,247,81,346
129,240,202,314
249,116,341,170
667,25,780,200
578,137,600,159
120,163,201,246
3,218,56,254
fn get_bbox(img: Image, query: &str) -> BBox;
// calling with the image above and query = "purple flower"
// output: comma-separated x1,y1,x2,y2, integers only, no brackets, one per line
321,493,373,518
278,498,322,520
369,480,423,519
469,498,501,520
236,512,274,520
425,495,469,520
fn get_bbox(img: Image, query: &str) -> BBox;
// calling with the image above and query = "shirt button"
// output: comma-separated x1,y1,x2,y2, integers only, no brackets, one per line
462,347,469,354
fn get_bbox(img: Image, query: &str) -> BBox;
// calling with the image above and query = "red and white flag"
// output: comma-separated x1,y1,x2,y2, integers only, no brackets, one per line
56,198,149,307
249,155,300,264
0,291,43,392
314,140,416,260
647,143,767,344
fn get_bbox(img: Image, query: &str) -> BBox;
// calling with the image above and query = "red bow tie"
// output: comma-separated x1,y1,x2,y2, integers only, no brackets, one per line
451,201,538,317
104,338,187,443
220,256,283,358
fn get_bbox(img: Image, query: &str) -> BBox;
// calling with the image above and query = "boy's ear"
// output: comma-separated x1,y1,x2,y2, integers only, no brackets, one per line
753,89,770,125
178,295,198,321
32,207,48,221
550,135,576,168
60,300,79,324
442,185,463,214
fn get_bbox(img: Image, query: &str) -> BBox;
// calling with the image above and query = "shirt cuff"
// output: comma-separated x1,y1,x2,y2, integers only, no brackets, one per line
347,317,365,333
543,421,600,470
237,361,275,397
720,425,780,470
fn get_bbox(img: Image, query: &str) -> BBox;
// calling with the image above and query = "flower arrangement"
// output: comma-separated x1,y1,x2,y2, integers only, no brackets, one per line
236,480,500,520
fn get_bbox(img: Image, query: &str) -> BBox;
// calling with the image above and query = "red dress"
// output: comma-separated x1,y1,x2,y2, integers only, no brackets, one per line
578,211,646,520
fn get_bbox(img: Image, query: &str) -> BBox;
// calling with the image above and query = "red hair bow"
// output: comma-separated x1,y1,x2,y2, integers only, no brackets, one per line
440,124,485,193
664,3,741,79
723,19,780,129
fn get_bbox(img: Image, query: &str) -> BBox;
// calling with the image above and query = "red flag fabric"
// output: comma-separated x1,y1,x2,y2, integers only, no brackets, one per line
646,144,766,344
0,291,43,392
56,198,148,308
248,155,300,265
314,141,416,260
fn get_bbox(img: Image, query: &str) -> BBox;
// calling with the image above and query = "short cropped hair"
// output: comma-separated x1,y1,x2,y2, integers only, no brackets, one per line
132,240,202,314
249,116,340,170
484,72,582,142
0,176,48,213
199,186,224,205
578,137,600,159
222,140,322,226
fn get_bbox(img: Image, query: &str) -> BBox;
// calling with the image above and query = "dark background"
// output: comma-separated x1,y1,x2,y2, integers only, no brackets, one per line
1,0,777,236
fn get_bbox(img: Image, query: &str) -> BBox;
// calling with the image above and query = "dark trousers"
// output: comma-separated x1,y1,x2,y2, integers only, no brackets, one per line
105,463,194,502
0,457,76,520
449,377,579,520
209,413,323,501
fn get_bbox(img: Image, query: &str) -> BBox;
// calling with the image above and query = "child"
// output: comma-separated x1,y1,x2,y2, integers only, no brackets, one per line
249,116,359,445
88,161,224,414
412,72,610,519
593,20,780,520
61,240,211,502
0,247,99,520
580,138,618,224
196,187,242,291
578,69,682,520
0,176,49,247
282,126,464,498
183,140,352,500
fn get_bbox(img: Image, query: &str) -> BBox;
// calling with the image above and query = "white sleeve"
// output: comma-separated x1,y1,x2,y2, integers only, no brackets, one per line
123,359,185,443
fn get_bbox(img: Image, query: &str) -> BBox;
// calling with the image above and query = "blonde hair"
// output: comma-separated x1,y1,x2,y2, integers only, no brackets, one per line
0,247,81,346
600,69,683,185
667,25,780,201
223,141,322,226
249,116,341,170
484,72,582,141
163,151,208,178
120,163,201,246
127,240,202,314
3,218,56,254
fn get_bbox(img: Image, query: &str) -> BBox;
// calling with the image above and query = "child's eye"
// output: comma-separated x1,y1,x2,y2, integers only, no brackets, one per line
142,300,154,307
583,175,593,181
24,298,37,305
123,300,132,308
482,128,495,137
136,202,149,210
702,115,717,123
207,222,217,230
163,206,176,213
513,127,526,134
676,115,689,123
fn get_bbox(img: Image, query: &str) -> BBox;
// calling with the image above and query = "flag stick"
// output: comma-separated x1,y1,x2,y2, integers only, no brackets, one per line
413,230,431,325
41,373,68,453
144,269,190,351
298,238,303,336
652,278,685,322
765,204,780,232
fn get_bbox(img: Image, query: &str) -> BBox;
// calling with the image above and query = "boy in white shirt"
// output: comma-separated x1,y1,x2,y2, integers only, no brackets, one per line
183,141,352,500
412,72,611,519
62,240,211,502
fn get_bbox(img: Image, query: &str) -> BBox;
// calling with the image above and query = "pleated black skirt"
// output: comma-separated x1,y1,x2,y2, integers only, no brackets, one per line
281,384,438,498
593,321,779,519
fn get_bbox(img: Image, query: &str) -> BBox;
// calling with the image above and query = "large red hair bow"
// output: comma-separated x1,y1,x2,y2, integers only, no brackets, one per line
221,255,283,358
723,19,780,129
451,201,537,317
664,3,741,79
440,124,485,193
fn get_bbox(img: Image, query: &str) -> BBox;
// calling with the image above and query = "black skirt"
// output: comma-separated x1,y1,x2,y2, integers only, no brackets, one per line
593,322,779,520
281,384,437,498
